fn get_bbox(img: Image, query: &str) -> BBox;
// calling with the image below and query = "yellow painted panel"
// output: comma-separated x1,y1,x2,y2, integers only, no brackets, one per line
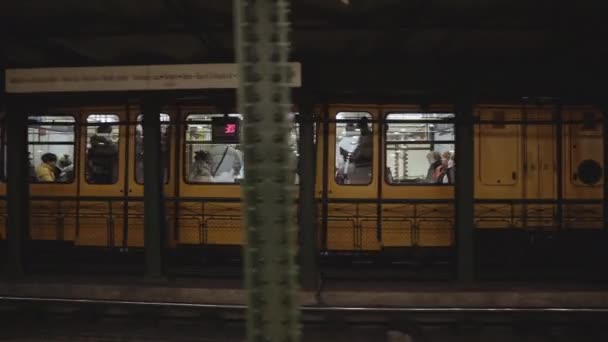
382,204,416,217
29,200,77,241
475,203,519,229
379,219,414,247
478,111,520,186
76,201,124,246
537,122,557,199
326,218,356,250
360,219,380,250
177,217,202,245
417,220,453,247
563,204,603,229
205,218,243,245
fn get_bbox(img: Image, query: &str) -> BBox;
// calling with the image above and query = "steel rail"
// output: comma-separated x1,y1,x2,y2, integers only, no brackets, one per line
2,296,608,313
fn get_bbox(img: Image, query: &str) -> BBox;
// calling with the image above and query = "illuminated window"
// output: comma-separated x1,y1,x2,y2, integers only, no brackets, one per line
185,113,302,184
135,113,171,185
185,113,243,184
385,113,455,185
28,115,76,183
86,114,120,184
335,112,373,185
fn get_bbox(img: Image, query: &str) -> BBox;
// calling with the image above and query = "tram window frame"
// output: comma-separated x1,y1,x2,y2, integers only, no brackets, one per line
183,113,244,185
134,113,172,185
334,111,374,186
85,114,121,185
291,112,310,185
384,112,455,186
27,115,77,184
184,112,302,185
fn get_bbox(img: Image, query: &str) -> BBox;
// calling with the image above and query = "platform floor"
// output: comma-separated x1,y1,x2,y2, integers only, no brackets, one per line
1,308,607,342
1,276,608,309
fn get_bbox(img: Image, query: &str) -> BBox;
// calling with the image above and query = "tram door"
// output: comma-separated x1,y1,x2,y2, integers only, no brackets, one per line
562,107,603,229
177,107,243,246
128,107,176,247
77,108,128,247
519,107,557,229
474,107,524,229
380,106,455,249
325,105,379,251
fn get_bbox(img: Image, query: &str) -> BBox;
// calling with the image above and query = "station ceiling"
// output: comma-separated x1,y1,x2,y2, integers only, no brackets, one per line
1,0,607,99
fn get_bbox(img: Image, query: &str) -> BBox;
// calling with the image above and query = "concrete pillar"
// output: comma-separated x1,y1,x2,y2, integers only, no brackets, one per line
455,99,474,283
143,99,165,278
6,100,29,276
297,97,319,290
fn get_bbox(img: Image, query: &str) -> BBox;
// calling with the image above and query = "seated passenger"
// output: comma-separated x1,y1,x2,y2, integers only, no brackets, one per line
190,150,214,183
347,118,373,184
336,122,359,168
36,153,58,182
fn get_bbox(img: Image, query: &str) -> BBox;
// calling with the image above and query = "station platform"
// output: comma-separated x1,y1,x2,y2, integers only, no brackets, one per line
1,276,608,310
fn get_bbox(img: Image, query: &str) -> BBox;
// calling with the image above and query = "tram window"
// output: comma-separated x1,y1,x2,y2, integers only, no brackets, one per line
335,112,373,185
385,113,455,185
86,114,120,185
135,113,171,185
185,113,244,184
27,115,76,183
185,113,301,184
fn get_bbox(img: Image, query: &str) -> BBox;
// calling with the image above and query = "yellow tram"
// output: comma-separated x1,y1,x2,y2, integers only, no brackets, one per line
0,103,603,252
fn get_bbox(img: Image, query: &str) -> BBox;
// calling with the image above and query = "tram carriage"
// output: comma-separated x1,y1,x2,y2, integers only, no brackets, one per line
0,100,603,266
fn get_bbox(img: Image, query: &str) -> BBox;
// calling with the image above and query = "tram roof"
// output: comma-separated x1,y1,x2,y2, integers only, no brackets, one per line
1,0,607,99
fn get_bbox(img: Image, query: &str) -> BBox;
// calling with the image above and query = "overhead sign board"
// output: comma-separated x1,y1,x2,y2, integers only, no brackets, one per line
5,63,301,93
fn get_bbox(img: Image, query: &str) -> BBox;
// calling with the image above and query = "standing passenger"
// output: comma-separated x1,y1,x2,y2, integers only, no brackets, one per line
447,154,455,184
426,151,442,182
348,118,373,184
208,144,243,182
435,151,452,184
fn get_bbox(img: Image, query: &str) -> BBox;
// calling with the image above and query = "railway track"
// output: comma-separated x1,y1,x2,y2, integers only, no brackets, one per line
1,296,608,341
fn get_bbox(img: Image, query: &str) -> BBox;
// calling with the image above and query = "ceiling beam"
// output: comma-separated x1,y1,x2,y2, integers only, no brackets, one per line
1,21,607,40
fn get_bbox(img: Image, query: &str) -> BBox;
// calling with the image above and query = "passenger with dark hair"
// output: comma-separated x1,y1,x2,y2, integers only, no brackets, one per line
436,151,453,184
87,124,118,184
190,150,214,183
348,117,373,184
36,153,58,182
426,151,442,182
